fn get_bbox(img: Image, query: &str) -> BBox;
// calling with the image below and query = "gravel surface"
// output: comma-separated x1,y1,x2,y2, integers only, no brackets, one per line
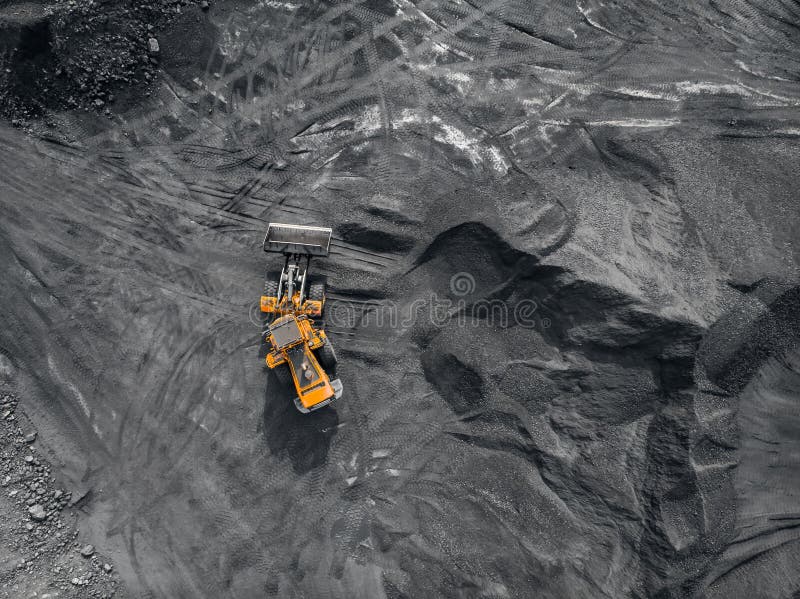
0,389,126,598
0,0,799,597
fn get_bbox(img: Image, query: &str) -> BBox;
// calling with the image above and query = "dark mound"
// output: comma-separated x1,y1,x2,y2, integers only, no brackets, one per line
407,221,713,595
0,0,210,120
420,351,486,415
415,221,531,271
0,3,54,117
411,222,537,302
158,9,219,91
337,222,415,254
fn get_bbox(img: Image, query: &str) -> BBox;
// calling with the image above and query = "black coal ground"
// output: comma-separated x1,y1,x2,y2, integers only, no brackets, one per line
1,0,800,597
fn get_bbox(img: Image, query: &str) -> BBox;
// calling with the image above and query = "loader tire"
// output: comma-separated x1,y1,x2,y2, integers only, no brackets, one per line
308,279,326,301
257,312,270,361
273,364,293,390
263,271,281,298
259,272,281,360
316,341,338,378
308,276,326,317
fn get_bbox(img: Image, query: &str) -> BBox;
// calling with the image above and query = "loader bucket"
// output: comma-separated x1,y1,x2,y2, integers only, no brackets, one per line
263,223,332,257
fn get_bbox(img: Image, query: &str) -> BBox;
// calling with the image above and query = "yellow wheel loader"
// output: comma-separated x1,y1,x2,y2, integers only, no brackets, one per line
259,223,343,413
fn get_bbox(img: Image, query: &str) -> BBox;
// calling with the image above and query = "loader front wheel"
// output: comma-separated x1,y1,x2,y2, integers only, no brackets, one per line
308,276,326,317
259,272,281,359
263,270,281,298
257,312,270,361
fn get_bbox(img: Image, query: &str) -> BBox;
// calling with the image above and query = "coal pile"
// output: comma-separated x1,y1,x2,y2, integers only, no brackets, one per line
0,0,799,597
0,0,207,122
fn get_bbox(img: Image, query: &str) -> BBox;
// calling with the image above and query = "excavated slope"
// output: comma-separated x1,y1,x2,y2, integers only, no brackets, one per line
1,0,799,596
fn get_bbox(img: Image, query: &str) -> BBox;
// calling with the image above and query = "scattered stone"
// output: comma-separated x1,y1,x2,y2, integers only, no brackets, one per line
24,455,34,463
148,37,160,54
80,544,95,557
28,504,47,521
24,432,37,443
200,0,209,9
103,563,113,573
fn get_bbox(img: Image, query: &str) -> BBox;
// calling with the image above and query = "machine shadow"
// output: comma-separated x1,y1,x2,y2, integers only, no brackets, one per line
261,368,339,475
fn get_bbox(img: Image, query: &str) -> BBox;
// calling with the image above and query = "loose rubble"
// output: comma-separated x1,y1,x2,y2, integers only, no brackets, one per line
28,504,47,521
0,390,125,598
0,0,208,122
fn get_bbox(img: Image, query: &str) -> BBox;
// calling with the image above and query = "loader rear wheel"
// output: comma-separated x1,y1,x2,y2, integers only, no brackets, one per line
273,364,293,390
316,341,338,378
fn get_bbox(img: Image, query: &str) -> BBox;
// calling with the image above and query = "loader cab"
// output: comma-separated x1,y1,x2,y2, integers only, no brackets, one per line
268,314,304,350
